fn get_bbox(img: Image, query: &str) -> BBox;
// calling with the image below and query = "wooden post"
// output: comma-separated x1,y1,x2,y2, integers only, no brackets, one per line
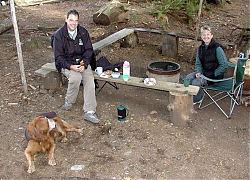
161,33,179,59
167,92,194,127
43,72,62,90
9,0,28,93
120,32,139,48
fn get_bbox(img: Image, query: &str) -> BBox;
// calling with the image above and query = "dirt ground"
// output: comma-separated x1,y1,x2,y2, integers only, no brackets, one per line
0,0,249,179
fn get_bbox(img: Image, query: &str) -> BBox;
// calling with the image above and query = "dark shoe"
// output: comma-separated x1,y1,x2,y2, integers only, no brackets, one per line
84,112,100,124
193,95,204,105
193,99,202,105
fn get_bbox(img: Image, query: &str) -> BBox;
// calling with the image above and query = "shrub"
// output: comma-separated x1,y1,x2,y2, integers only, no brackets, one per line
151,0,202,26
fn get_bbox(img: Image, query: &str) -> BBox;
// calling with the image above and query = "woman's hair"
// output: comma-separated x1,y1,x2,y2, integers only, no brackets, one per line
200,25,212,33
67,9,79,19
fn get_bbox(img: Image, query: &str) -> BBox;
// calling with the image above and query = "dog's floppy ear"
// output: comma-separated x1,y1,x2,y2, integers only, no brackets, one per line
52,116,65,128
27,116,49,142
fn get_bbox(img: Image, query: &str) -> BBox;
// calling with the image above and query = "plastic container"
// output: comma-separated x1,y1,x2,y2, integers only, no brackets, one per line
111,72,120,78
123,61,130,81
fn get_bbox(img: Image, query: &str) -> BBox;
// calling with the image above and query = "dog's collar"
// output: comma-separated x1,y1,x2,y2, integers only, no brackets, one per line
46,117,56,131
25,128,31,141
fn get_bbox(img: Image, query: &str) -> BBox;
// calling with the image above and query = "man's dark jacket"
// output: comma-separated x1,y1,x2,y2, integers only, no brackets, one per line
53,23,95,72
198,39,223,79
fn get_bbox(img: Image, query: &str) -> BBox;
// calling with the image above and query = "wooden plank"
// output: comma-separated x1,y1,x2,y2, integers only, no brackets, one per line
41,62,57,72
34,68,51,77
94,75,199,96
39,62,199,95
133,27,202,41
133,28,163,34
92,28,134,50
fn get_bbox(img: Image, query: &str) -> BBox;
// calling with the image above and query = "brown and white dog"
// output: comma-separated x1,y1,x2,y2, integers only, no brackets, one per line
24,112,83,174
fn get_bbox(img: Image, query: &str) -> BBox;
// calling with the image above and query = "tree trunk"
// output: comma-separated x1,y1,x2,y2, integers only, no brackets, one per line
93,1,129,26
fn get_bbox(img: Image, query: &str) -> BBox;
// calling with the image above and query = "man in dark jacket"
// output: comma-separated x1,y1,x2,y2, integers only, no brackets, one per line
53,9,99,123
186,25,228,104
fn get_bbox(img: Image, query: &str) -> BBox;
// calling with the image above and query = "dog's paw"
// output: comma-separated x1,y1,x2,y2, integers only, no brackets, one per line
61,137,68,143
27,167,35,174
48,159,56,166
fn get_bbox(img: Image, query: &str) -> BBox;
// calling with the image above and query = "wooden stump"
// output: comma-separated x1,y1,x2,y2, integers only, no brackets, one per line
120,32,138,48
167,92,194,127
0,18,13,35
161,33,179,59
42,71,61,90
93,1,129,26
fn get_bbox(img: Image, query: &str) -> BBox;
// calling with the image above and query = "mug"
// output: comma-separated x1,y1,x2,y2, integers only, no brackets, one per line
183,78,190,87
95,67,103,75
117,105,129,121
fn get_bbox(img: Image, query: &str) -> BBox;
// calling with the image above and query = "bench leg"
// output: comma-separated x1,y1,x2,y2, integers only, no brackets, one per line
42,72,61,90
167,92,194,127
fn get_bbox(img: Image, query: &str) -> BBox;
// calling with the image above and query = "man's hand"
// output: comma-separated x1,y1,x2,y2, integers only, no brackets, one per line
80,60,85,66
195,72,201,78
70,65,85,73
78,65,85,73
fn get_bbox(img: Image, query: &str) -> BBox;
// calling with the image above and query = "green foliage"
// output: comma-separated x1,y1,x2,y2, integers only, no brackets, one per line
151,0,185,16
185,0,200,21
151,0,201,25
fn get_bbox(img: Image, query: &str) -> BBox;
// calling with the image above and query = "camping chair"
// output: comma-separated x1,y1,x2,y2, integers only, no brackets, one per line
198,58,248,118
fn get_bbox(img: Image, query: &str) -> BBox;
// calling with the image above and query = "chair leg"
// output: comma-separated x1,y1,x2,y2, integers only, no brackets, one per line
200,85,244,119
199,89,230,118
229,85,243,117
199,90,229,109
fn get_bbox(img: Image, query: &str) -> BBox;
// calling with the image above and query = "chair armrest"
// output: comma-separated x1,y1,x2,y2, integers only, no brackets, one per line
200,74,234,82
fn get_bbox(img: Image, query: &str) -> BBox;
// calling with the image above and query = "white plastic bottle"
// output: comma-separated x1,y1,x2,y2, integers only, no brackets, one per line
123,61,130,81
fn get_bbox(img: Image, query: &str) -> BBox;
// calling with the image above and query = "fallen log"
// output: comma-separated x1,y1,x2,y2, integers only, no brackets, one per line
14,0,60,6
93,1,129,26
0,18,13,35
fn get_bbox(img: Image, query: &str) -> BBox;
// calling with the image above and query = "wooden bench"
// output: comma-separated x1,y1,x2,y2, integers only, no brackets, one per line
35,27,200,127
37,62,199,96
36,62,199,127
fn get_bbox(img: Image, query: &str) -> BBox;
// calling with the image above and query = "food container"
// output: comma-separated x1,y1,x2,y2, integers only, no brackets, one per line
111,72,120,78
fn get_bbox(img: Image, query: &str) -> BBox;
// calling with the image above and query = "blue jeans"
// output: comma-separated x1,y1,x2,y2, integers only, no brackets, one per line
186,72,207,103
